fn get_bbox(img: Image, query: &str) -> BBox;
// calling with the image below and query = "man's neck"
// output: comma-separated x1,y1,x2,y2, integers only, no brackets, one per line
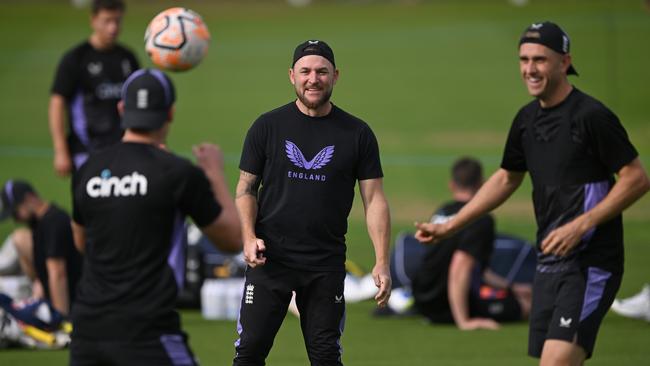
539,82,573,109
295,100,332,117
34,201,50,220
122,130,164,146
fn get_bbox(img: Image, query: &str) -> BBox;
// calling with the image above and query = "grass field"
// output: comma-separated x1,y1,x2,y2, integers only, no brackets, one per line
1,0,649,365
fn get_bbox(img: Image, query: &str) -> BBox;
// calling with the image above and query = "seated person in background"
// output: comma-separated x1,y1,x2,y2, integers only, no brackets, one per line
0,180,82,317
413,157,531,330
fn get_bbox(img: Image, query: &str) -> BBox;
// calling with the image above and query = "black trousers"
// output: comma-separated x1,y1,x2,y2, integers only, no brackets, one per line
233,261,346,366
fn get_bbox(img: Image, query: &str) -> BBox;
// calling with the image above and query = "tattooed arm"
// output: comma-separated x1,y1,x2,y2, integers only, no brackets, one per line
236,170,266,267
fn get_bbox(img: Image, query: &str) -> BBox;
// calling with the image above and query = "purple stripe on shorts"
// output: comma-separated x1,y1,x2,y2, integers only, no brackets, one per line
582,181,610,243
167,212,186,291
72,152,89,169
337,308,346,360
160,334,194,366
149,68,172,105
579,267,612,322
71,91,90,147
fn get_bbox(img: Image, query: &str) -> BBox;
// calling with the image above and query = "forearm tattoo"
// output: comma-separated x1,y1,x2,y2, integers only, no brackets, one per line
237,171,261,199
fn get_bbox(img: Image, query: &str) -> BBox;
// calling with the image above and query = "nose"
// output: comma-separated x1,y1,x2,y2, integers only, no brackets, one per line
523,61,536,75
307,71,318,84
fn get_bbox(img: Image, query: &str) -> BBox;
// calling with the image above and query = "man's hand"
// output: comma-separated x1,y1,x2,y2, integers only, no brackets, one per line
414,222,452,244
53,149,72,177
192,143,225,177
243,237,266,268
541,217,588,257
458,318,500,331
372,263,391,308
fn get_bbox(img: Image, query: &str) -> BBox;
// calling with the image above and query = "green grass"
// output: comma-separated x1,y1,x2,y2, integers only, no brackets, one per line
1,0,649,364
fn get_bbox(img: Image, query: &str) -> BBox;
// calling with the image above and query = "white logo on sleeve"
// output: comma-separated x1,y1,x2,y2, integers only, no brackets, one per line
86,169,148,198
559,317,572,328
245,284,255,305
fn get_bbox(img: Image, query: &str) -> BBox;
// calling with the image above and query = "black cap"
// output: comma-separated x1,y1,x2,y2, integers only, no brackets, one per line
519,21,578,76
121,68,176,130
292,40,336,69
0,180,36,221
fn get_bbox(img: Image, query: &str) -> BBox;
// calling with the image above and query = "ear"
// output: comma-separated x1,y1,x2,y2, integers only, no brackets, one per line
289,67,296,85
562,54,572,73
333,69,339,85
117,100,124,116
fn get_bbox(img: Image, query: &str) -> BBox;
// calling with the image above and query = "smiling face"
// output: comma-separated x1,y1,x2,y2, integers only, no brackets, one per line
289,55,339,115
519,43,571,104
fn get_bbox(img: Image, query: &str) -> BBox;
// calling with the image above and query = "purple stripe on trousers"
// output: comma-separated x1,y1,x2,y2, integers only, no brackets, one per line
160,334,194,366
580,267,612,322
582,181,610,243
4,181,14,206
168,212,186,291
71,91,90,147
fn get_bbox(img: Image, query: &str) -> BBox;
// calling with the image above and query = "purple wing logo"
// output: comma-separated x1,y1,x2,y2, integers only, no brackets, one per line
285,140,335,170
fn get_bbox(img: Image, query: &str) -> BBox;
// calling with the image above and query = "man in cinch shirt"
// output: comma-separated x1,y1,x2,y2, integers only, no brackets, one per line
70,69,242,366
49,0,139,176
234,40,392,366
415,22,650,365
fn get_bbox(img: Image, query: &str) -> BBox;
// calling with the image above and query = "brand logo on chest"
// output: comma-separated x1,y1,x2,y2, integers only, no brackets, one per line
285,140,334,182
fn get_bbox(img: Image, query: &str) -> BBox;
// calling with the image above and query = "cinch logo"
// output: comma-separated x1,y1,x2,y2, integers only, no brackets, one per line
86,169,148,198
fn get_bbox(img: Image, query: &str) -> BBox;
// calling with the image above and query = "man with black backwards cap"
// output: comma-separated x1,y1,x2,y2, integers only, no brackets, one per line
415,22,649,364
0,180,82,316
234,40,391,365
69,68,242,366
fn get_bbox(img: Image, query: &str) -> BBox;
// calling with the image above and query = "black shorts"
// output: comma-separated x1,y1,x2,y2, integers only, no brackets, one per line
70,332,199,366
233,261,346,366
528,266,621,359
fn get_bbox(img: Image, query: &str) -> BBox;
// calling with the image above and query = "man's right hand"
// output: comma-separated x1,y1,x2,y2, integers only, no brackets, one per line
244,237,266,267
414,222,452,244
53,150,72,177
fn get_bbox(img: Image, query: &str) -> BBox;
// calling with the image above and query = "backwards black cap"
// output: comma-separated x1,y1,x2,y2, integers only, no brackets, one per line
519,21,578,76
292,40,336,68
121,68,176,131
0,180,36,221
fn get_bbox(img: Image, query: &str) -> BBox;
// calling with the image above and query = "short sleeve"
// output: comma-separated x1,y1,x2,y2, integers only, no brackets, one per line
178,165,223,227
584,106,638,174
356,124,384,180
51,51,80,99
500,112,527,172
43,212,74,259
456,215,495,263
239,118,267,175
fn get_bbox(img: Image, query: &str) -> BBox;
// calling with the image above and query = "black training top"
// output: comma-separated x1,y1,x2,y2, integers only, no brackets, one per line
31,204,83,307
239,102,384,272
72,142,222,341
501,88,638,274
51,41,139,156
412,201,494,320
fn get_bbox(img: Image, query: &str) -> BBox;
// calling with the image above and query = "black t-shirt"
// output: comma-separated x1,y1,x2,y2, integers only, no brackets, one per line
412,201,495,320
239,102,383,272
51,41,139,155
31,204,83,306
72,142,222,341
501,88,638,273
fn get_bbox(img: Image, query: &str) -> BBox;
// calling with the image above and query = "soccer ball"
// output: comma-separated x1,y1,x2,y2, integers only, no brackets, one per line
144,8,210,72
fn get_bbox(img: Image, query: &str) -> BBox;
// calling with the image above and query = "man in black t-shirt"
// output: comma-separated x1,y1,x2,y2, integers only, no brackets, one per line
415,22,649,365
234,40,391,366
0,180,82,317
49,0,139,176
70,69,242,366
413,158,527,330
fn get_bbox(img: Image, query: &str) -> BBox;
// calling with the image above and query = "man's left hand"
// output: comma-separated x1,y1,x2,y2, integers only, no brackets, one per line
541,217,589,256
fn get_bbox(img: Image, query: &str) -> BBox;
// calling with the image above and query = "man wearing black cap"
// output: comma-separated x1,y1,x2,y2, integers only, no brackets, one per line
415,21,649,365
0,180,82,317
233,40,391,365
69,68,242,365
